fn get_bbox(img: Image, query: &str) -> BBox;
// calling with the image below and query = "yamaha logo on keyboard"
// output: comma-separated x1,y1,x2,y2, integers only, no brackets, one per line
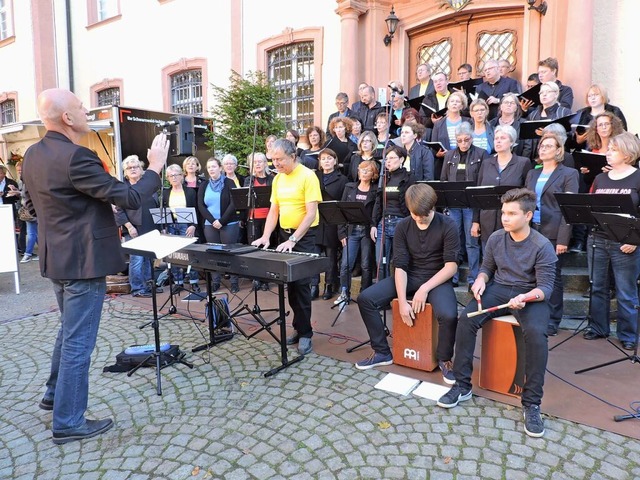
168,252,190,262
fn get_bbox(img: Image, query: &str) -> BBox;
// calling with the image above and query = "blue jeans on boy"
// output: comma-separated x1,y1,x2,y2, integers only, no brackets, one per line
375,216,400,280
587,235,640,343
447,208,479,285
44,277,107,432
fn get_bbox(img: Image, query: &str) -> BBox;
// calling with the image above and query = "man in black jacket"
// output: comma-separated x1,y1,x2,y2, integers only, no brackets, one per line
23,88,169,444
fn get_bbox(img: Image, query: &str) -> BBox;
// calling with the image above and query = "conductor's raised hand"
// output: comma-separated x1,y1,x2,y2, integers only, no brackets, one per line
147,133,170,174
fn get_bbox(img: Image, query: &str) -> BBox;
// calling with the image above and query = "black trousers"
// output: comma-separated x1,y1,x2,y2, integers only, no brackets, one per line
279,227,317,338
357,276,458,360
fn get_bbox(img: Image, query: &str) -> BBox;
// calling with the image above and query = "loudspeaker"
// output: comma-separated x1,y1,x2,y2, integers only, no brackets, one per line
171,116,195,156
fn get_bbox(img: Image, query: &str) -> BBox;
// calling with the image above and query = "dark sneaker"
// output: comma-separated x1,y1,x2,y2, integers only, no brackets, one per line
39,397,54,411
439,360,456,385
52,418,114,445
437,384,472,408
298,337,312,355
355,352,393,370
523,404,545,437
230,284,240,294
286,331,300,345
547,325,558,336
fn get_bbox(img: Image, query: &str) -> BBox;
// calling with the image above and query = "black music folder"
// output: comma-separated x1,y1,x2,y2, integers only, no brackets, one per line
205,243,257,255
571,124,590,136
554,193,637,226
425,181,475,209
407,96,447,118
466,185,520,210
318,201,370,226
518,83,542,108
519,113,575,139
592,213,640,246
424,141,448,155
572,151,607,185
230,186,272,210
448,77,483,94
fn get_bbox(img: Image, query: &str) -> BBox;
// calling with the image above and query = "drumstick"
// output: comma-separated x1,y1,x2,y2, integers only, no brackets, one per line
468,293,539,318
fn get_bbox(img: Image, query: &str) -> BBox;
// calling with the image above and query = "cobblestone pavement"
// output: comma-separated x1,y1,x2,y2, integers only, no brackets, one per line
1,297,640,480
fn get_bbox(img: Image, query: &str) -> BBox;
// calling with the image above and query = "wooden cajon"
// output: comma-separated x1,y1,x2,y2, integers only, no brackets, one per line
391,299,438,371
479,314,525,397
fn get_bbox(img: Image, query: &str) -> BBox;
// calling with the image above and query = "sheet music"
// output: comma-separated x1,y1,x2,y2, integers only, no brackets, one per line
121,230,197,259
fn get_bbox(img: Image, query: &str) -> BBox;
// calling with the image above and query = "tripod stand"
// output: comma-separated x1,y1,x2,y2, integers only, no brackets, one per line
318,201,370,326
551,193,638,351
121,230,197,395
574,212,640,376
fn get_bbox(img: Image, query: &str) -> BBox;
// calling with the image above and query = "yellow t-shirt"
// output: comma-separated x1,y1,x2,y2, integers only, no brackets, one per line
271,164,322,229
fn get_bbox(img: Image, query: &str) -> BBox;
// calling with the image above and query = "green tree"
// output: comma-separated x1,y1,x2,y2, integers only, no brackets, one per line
206,70,284,168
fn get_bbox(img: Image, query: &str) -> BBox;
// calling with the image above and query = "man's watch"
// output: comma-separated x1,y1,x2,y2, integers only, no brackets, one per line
288,234,298,243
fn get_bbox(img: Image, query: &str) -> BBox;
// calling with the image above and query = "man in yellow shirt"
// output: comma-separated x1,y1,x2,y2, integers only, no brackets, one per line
252,139,322,355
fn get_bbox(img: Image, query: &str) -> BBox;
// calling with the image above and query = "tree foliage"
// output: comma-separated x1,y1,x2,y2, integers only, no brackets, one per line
206,70,285,165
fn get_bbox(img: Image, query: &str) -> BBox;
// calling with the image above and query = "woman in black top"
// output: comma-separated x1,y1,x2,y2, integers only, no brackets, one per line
571,84,627,150
301,126,325,170
314,148,348,300
335,160,379,303
370,145,416,280
327,117,357,174
585,132,640,350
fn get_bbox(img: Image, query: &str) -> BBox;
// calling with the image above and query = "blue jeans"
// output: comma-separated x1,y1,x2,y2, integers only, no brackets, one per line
588,235,640,342
45,278,107,432
129,253,153,294
453,282,549,407
447,208,479,284
25,220,38,255
375,216,400,280
339,225,374,293
167,223,189,283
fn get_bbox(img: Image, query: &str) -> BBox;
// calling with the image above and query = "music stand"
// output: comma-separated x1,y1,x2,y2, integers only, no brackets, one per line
121,231,196,395
230,186,272,242
425,181,475,210
318,201,370,326
551,193,638,351
150,207,205,306
573,212,640,377
466,185,520,210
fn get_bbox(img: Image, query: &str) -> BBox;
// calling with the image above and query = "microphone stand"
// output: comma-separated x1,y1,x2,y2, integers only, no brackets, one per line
246,112,259,243
348,90,396,354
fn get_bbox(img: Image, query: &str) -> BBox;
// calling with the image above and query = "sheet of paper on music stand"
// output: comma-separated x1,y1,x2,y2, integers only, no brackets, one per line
412,381,451,402
149,207,197,224
374,373,421,396
121,230,197,259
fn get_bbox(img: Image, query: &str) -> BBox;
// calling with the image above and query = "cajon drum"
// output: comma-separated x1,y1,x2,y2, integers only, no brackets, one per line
391,299,438,371
479,314,525,397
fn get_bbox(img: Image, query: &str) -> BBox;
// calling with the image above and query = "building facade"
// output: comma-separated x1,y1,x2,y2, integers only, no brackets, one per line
0,0,637,161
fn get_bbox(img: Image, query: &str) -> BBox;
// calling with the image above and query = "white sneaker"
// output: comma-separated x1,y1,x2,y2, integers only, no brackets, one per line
20,255,32,263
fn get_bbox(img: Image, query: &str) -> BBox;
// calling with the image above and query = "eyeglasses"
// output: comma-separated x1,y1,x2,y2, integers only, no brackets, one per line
385,155,400,161
125,166,141,171
539,143,559,150
483,66,497,72
358,168,373,173
502,100,517,105
456,137,472,143
168,173,183,178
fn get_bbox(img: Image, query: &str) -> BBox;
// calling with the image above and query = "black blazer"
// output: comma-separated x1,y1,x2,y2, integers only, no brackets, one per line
408,80,435,100
22,131,162,279
525,164,579,246
431,116,473,152
474,154,532,242
196,177,238,226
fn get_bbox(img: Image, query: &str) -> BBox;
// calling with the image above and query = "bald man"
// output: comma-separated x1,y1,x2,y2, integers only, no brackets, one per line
22,89,169,444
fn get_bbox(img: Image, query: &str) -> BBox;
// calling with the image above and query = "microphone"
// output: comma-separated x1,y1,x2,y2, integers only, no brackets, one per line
388,83,404,96
248,106,272,115
157,119,178,128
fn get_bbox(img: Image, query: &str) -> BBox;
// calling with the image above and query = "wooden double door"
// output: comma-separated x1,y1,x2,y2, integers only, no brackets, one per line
407,7,525,85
